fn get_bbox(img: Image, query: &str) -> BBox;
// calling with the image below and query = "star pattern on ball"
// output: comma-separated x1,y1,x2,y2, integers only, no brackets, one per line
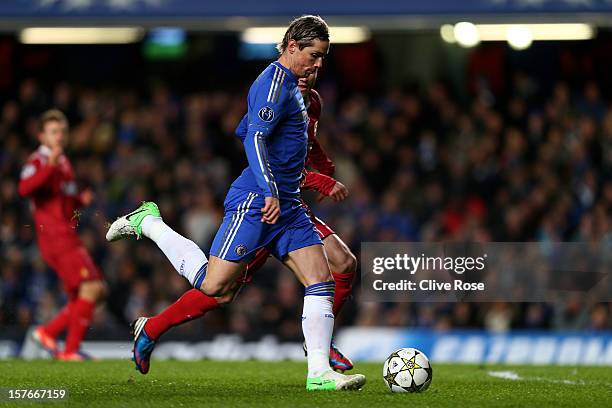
401,354,422,377
384,369,399,386
384,349,432,393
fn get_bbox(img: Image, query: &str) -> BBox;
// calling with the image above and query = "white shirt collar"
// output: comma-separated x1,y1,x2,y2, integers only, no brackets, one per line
38,145,52,156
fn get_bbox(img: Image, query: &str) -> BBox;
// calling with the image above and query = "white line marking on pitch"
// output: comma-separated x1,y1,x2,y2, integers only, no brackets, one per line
488,371,587,385
488,371,521,380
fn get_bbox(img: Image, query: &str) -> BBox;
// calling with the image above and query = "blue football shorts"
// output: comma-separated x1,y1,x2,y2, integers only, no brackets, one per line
209,188,322,262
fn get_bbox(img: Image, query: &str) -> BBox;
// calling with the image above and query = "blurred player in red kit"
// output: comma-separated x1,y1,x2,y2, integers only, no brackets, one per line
18,109,106,361
117,71,357,374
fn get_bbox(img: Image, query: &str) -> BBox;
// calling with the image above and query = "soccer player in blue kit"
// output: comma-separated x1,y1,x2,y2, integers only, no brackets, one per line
107,15,366,391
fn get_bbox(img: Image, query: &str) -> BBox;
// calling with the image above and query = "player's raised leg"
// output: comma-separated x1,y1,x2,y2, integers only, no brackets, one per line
106,202,208,288
107,201,216,372
283,244,365,391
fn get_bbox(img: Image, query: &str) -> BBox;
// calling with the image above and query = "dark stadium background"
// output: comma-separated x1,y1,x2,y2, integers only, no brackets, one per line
0,0,610,363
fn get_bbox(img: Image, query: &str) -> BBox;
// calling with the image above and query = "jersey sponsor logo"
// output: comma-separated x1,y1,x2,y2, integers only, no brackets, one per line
258,106,275,122
235,244,247,256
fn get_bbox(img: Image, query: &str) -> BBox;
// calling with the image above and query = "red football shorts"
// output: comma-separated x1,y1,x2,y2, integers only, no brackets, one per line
46,246,103,297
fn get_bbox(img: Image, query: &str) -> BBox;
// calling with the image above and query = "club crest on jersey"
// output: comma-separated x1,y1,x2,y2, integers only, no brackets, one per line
258,106,275,122
235,244,247,256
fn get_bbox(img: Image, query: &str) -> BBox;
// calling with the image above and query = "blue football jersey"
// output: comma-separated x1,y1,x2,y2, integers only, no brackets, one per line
231,62,309,202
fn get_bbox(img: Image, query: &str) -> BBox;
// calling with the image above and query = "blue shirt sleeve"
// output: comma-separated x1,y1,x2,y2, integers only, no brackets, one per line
235,114,248,142
243,69,288,198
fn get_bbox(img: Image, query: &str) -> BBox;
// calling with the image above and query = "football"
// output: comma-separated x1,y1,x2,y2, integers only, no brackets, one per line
382,348,433,393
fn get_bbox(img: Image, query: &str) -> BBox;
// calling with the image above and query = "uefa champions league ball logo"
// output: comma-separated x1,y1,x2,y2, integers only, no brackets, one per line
258,107,275,122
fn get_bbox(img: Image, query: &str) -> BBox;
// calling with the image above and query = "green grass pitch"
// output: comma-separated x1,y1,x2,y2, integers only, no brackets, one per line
0,360,610,407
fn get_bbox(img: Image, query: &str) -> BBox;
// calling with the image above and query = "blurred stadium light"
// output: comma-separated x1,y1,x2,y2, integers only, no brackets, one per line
19,27,144,44
453,22,481,47
241,26,370,44
442,23,595,50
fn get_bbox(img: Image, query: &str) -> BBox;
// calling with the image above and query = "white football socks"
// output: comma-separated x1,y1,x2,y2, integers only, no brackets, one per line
141,215,208,287
302,281,336,378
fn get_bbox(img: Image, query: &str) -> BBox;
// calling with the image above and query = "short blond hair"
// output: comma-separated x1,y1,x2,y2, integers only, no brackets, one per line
39,109,67,132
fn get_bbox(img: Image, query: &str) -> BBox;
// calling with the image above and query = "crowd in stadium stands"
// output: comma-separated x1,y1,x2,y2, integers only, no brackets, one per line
1,74,611,342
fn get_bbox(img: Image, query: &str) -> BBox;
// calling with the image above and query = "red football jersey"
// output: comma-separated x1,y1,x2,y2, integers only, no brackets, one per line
18,145,84,257
305,89,335,177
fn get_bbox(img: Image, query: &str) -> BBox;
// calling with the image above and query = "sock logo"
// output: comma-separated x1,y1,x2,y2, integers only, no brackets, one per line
179,260,185,274
324,314,334,319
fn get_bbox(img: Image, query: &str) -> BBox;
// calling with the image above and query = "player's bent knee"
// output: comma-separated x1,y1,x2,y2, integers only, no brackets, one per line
200,280,231,299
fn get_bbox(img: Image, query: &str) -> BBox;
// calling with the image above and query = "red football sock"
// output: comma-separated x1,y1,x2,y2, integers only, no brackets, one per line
144,289,219,340
43,302,73,338
64,298,95,354
332,271,354,317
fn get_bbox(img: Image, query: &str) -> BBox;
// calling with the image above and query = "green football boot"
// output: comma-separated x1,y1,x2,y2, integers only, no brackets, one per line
306,370,366,391
106,202,161,241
